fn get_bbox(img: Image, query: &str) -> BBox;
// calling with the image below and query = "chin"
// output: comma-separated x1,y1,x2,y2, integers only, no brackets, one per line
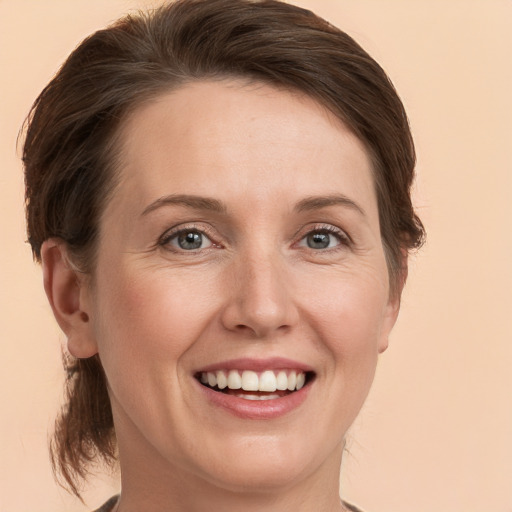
189,434,336,495
203,462,309,495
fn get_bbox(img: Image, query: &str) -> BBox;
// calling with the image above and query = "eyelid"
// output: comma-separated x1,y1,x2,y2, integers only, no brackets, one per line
157,221,350,252
294,223,352,247
158,223,221,250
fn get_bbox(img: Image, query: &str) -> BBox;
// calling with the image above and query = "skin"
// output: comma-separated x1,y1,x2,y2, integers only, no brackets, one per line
42,80,403,512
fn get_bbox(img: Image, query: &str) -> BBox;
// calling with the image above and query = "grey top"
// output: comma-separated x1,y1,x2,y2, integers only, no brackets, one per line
93,495,365,512
92,495,119,512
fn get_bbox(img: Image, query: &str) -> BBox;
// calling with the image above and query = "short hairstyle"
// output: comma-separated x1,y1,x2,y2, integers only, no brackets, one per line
21,0,424,497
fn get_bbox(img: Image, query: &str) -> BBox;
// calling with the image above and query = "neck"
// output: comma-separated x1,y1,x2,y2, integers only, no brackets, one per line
114,435,347,512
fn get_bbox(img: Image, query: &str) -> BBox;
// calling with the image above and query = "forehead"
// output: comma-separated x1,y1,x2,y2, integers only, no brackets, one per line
108,80,377,219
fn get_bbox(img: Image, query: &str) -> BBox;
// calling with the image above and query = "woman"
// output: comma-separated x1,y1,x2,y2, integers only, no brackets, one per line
21,0,424,511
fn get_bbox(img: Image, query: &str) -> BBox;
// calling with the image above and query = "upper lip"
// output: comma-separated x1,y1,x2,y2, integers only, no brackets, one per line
195,357,315,374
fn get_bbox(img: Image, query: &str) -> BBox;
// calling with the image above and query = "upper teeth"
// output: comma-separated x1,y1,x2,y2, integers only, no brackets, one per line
199,370,306,392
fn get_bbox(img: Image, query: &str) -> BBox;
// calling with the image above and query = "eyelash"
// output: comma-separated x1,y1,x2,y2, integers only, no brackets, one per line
295,224,351,251
158,224,220,253
158,223,351,253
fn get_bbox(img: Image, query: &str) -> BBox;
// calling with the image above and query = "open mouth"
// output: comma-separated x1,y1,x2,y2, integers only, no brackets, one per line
196,369,314,401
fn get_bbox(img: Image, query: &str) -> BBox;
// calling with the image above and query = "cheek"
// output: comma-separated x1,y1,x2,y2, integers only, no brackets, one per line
89,266,221,440
298,266,389,404
91,265,218,385
301,268,389,352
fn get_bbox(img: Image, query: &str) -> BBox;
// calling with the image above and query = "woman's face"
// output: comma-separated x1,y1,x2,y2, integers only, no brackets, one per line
81,80,400,494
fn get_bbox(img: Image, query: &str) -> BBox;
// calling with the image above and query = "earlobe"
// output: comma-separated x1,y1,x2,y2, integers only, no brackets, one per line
378,295,401,354
378,251,409,354
41,239,98,359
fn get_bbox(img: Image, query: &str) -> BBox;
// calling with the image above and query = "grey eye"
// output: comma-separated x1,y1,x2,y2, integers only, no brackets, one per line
178,231,202,249
307,232,330,249
299,229,342,250
170,230,212,250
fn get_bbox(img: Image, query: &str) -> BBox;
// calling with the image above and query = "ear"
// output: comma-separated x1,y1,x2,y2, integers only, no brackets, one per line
378,250,408,354
41,239,98,358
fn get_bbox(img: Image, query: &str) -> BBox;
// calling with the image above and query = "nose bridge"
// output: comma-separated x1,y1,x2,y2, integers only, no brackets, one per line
221,245,297,337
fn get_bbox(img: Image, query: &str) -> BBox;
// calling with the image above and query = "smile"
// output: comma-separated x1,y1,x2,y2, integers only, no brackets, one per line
198,369,308,400
194,358,315,418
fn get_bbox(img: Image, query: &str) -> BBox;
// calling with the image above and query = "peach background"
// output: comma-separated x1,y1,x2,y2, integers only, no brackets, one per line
1,1,511,511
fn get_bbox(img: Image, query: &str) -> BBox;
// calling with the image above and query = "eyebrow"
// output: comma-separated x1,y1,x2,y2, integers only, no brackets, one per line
141,193,365,217
141,194,227,217
295,194,366,216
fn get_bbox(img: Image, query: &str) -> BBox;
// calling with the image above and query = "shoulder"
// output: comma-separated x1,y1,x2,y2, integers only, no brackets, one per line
92,495,119,512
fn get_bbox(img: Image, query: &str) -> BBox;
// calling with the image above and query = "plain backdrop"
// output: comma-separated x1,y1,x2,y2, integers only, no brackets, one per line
1,1,511,511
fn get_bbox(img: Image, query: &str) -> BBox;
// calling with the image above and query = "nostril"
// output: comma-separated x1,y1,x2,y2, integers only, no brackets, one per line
219,271,299,337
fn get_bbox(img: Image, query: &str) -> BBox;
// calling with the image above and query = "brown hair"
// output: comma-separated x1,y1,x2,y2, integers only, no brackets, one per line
22,0,424,497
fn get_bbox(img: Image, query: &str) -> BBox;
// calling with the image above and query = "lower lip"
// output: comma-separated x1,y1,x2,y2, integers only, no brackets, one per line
196,380,311,420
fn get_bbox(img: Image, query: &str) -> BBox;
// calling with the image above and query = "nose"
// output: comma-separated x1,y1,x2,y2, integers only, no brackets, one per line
220,251,299,338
